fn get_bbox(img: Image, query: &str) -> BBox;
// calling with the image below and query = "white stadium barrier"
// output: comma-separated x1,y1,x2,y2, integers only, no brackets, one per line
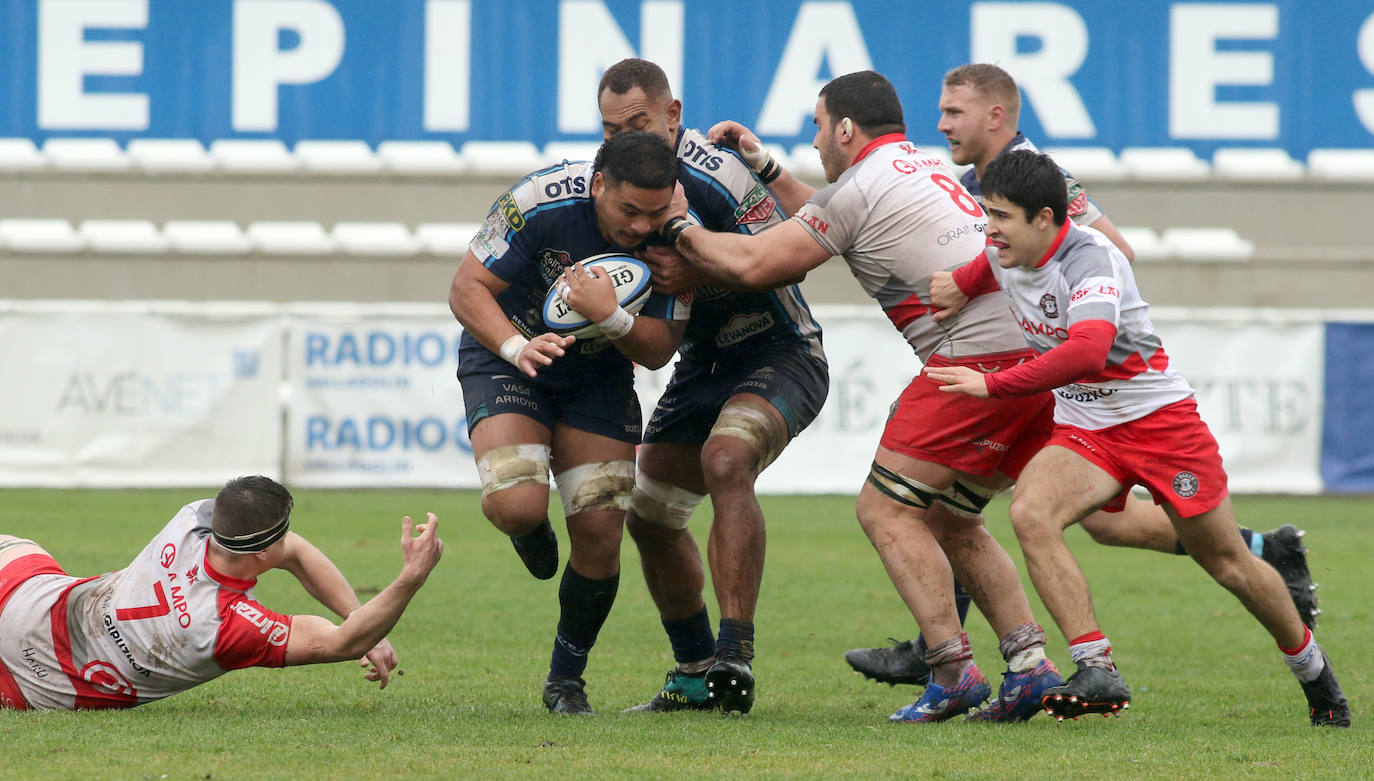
331,221,421,256
542,141,604,166
415,222,479,256
1305,148,1374,182
458,140,545,176
43,138,131,172
1116,226,1172,262
1211,147,1305,182
209,139,300,174
162,220,254,255
126,139,216,174
0,137,47,170
294,140,385,175
1119,146,1212,181
1162,227,1255,262
246,221,337,255
78,219,169,254
375,140,467,175
0,218,85,252
1041,146,1127,182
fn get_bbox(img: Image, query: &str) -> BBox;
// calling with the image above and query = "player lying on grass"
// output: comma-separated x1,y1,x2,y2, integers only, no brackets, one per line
0,475,443,711
925,149,1349,727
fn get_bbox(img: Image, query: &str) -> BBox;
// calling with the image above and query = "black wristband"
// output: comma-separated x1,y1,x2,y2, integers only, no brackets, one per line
757,157,782,184
662,216,691,244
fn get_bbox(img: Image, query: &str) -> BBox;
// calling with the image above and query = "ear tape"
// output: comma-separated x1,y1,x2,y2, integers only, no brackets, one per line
840,117,853,136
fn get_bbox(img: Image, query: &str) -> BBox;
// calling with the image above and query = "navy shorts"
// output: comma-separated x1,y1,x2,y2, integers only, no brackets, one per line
459,367,642,445
644,344,828,446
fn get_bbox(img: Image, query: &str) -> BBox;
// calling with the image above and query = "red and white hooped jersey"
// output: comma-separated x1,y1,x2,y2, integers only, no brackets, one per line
793,134,1030,365
984,221,1194,430
0,499,292,710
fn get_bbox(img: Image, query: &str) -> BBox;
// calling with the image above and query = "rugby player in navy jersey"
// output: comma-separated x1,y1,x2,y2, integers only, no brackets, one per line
595,59,827,715
448,131,691,714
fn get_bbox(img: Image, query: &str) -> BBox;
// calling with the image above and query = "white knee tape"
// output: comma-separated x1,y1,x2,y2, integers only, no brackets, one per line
476,444,551,498
629,470,705,530
708,402,786,470
938,479,1002,519
554,460,635,517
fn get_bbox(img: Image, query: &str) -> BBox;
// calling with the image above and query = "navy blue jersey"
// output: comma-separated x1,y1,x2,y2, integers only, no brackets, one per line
958,132,1105,226
459,160,690,380
672,127,825,364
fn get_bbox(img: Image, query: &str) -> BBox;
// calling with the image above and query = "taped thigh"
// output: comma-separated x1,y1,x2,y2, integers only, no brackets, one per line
476,444,550,499
629,470,705,530
554,460,635,517
866,462,939,509
707,401,787,471
937,479,1002,519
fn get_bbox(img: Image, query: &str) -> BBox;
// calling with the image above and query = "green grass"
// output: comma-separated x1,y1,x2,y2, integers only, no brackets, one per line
1,490,1370,779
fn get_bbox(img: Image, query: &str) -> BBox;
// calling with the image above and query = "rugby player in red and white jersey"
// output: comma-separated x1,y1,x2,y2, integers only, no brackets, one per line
662,70,1067,723
0,475,442,711
843,62,1318,691
925,149,1349,727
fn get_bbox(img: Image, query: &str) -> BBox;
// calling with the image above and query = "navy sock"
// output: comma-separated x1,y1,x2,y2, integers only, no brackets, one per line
664,607,715,665
549,565,619,679
953,579,972,625
716,618,755,663
915,580,972,652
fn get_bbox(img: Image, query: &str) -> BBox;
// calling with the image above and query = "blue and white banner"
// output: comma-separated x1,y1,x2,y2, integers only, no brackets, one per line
4,0,1373,155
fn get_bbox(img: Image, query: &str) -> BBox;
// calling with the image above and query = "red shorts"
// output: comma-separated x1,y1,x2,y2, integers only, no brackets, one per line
1045,398,1228,518
880,355,1056,479
0,553,65,711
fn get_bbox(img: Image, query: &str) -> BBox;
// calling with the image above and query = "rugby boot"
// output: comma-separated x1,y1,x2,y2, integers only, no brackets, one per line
705,656,755,714
966,658,1064,722
1261,525,1320,629
889,664,991,723
511,519,559,580
1300,651,1351,727
542,675,593,715
623,668,715,713
844,638,931,687
1041,661,1130,720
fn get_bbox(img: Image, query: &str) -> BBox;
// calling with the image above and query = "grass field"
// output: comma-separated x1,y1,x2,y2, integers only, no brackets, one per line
0,489,1369,779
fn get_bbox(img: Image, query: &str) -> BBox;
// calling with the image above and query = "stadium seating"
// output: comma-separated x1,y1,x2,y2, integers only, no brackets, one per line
376,140,468,175
1306,148,1374,182
209,139,300,174
79,219,169,254
1211,148,1305,181
1118,147,1211,181
1161,227,1255,262
163,220,254,254
331,221,421,256
43,138,131,172
294,140,385,175
0,218,85,252
0,138,47,170
246,221,337,254
127,139,217,174
459,141,545,176
1042,147,1126,182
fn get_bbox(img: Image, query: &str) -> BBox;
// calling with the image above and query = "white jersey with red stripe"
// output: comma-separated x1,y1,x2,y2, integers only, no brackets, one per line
0,499,292,710
985,221,1194,429
793,134,1029,364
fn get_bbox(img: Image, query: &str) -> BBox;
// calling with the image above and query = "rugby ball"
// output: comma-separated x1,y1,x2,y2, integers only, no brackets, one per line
541,253,653,338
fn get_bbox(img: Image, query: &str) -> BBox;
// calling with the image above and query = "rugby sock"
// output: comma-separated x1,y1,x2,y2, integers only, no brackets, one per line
716,618,755,663
954,579,973,625
549,565,619,679
923,632,974,687
1279,627,1326,683
998,622,1049,673
1174,527,1260,556
664,606,715,671
1068,631,1114,670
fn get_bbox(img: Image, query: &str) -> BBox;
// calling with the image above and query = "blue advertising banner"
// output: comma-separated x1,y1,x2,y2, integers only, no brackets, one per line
3,0,1373,154
1322,323,1374,493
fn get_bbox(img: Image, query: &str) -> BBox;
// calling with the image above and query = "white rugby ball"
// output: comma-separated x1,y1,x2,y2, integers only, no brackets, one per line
542,253,653,338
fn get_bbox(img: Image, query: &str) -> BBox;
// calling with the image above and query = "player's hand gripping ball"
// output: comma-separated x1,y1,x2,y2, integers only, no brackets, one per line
542,253,652,338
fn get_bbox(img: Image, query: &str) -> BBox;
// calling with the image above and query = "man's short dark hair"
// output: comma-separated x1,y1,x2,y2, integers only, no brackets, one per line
818,70,906,137
212,475,294,553
599,58,672,101
980,150,1068,225
593,130,677,190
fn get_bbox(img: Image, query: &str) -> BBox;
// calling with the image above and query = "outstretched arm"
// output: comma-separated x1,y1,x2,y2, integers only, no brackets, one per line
707,120,817,216
283,514,444,688
670,219,831,290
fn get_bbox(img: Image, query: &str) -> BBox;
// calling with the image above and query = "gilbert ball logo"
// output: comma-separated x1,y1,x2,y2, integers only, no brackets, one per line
1172,471,1200,498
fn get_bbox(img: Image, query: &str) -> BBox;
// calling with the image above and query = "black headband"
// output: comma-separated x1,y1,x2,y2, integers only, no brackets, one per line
213,514,290,553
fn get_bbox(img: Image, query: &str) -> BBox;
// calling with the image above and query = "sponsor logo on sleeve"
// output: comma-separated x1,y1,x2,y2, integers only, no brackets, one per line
797,212,829,235
230,601,290,647
1066,179,1088,218
497,192,526,232
734,184,777,224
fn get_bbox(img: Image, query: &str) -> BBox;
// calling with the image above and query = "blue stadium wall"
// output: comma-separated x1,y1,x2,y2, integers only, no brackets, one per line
3,0,1373,154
